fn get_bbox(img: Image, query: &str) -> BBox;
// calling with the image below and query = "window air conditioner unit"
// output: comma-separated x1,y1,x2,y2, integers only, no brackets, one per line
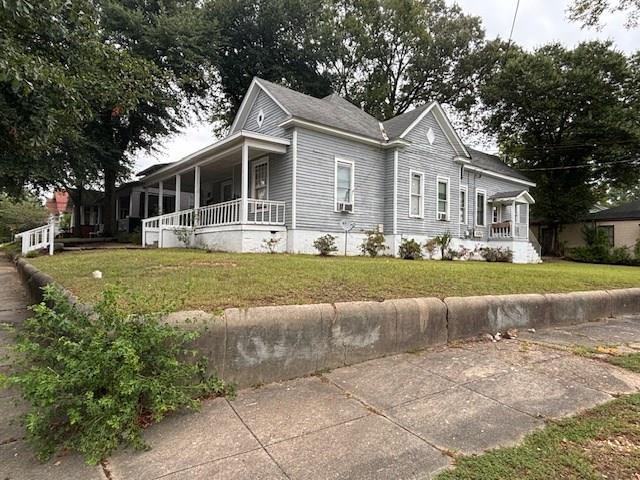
337,202,353,213
473,230,483,238
437,212,447,221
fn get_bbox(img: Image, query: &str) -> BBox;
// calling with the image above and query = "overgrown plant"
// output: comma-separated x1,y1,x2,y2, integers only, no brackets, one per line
434,231,452,260
5,285,232,465
313,234,338,256
262,236,281,254
360,229,386,257
479,246,513,262
174,227,192,246
424,238,438,259
398,238,423,260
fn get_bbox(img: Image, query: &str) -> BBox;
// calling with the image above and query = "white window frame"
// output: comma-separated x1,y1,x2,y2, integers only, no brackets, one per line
251,157,269,200
436,176,450,221
334,157,355,212
475,189,487,227
409,170,424,218
492,205,501,224
459,186,467,225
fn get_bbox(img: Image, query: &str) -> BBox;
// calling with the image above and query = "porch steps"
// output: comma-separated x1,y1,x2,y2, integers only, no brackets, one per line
524,241,542,264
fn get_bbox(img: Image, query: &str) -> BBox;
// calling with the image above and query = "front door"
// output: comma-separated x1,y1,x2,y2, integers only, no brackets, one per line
221,180,233,202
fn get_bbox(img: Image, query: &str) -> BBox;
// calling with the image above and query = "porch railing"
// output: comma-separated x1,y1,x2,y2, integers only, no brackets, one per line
489,222,529,240
141,198,286,246
15,220,58,255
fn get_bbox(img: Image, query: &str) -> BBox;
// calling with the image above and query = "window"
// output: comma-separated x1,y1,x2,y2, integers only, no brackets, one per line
598,225,614,247
335,158,354,211
492,206,500,224
437,177,449,221
409,171,424,218
476,190,486,226
252,159,269,200
459,188,467,224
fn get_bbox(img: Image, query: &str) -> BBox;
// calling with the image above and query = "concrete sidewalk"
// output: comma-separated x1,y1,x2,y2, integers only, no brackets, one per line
2,252,640,479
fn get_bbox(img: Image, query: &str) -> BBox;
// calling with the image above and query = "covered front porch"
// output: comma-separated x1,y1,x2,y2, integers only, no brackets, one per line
488,190,534,241
141,131,289,251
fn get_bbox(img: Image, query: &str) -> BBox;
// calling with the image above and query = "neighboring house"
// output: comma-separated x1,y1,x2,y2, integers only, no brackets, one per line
533,199,640,253
138,78,540,262
46,189,104,237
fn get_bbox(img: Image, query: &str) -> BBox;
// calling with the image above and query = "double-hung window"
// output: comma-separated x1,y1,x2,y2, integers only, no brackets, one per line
476,190,486,226
409,171,424,218
459,187,467,224
252,159,269,201
436,177,449,221
335,159,354,211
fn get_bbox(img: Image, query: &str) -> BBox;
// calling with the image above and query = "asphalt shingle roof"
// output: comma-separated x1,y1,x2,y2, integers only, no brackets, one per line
466,147,532,183
381,103,435,139
489,190,528,200
587,199,640,221
257,79,385,140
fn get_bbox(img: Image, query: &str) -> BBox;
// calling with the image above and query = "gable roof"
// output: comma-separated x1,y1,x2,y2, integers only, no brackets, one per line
137,163,173,177
382,103,434,139
466,147,533,184
587,199,640,221
256,79,385,141
489,190,535,204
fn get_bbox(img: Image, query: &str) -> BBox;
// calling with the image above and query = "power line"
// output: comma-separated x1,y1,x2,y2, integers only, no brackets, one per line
507,0,521,45
516,158,640,172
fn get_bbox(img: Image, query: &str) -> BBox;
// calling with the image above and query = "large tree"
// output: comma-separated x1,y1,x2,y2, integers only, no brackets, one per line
569,0,640,28
479,42,640,252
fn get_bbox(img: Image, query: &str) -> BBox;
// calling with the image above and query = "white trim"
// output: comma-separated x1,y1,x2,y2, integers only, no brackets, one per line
241,143,249,223
436,175,450,221
475,189,487,227
409,170,425,219
334,157,355,213
392,149,398,234
398,102,469,157
463,164,536,187
230,78,291,134
492,205,501,223
490,190,536,204
194,166,201,209
459,185,467,225
175,173,181,211
292,128,298,229
251,156,269,200
278,118,410,149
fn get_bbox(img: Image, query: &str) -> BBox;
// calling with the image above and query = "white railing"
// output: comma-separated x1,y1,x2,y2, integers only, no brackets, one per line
247,199,286,225
160,209,195,228
198,199,241,227
490,222,529,240
15,221,57,255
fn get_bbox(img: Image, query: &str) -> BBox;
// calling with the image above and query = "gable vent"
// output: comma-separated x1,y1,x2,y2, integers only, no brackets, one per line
257,109,265,128
426,127,435,145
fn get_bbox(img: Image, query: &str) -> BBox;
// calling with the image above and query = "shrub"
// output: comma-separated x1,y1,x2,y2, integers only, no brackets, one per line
313,234,338,256
262,236,281,254
5,285,232,464
398,238,423,260
360,230,386,257
424,238,437,259
434,232,452,260
565,225,640,266
635,238,640,259
479,246,513,262
116,228,142,244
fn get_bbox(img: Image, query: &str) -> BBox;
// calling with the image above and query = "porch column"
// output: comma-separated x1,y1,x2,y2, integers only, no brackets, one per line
175,174,181,211
129,193,134,218
143,188,149,218
194,166,201,209
512,200,517,238
241,142,249,223
158,181,164,215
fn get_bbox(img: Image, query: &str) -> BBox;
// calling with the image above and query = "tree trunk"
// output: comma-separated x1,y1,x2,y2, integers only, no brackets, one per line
551,223,561,256
103,167,117,236
68,186,83,237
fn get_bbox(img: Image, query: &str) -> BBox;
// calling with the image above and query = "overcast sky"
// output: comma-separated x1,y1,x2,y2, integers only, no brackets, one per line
132,0,639,175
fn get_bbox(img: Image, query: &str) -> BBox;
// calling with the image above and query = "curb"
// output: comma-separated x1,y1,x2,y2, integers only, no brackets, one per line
10,255,640,388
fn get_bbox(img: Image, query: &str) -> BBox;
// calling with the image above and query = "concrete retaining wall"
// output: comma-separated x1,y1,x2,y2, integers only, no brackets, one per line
10,255,640,388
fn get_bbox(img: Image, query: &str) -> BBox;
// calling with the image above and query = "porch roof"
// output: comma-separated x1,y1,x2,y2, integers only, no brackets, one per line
489,190,535,204
140,130,290,185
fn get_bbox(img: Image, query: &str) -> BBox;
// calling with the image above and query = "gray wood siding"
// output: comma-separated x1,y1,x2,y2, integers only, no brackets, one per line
268,152,293,226
242,90,288,136
295,128,387,232
383,149,396,233
396,111,462,236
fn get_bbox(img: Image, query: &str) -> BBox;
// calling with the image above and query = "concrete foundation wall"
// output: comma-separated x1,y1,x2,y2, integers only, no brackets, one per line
13,256,640,389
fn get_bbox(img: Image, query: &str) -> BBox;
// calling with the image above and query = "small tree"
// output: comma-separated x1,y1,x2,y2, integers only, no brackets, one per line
313,234,338,256
360,229,386,257
434,232,453,260
262,236,281,254
424,238,438,260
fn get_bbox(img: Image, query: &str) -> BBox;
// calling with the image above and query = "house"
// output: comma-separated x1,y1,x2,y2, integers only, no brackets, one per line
137,78,540,263
533,199,640,252
45,189,104,237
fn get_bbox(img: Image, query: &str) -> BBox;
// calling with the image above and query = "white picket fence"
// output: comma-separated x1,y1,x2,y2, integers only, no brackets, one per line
15,220,58,255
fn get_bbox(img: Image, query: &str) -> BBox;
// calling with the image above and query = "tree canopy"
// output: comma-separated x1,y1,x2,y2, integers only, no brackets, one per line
478,41,640,250
569,0,640,28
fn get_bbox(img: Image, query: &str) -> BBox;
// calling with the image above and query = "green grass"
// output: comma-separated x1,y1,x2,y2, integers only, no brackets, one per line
608,353,640,373
437,394,640,480
27,249,640,313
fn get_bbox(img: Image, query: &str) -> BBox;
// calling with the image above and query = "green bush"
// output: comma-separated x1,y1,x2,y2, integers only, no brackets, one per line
313,234,338,256
117,228,142,244
635,238,640,259
360,230,386,257
479,246,513,262
434,232,452,260
565,225,640,266
5,285,232,465
398,238,423,260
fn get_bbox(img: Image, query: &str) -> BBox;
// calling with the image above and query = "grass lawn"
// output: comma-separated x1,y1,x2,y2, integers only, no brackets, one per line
437,393,640,480
27,248,640,313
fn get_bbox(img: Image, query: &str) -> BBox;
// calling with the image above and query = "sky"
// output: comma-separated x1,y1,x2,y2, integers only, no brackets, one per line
132,0,639,175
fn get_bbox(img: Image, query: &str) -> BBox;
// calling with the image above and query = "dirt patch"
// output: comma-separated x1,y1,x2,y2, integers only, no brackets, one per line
189,261,238,268
581,435,640,479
